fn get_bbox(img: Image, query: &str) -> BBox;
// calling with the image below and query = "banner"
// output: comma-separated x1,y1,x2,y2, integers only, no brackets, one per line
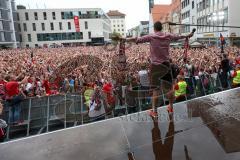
74,16,80,32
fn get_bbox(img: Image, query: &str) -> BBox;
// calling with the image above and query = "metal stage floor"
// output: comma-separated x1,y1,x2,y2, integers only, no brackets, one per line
1,88,240,160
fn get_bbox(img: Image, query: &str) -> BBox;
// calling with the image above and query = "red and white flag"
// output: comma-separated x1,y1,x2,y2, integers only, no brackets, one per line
74,16,80,32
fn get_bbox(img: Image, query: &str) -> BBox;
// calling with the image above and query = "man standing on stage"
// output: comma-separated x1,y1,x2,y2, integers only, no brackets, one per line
126,21,194,116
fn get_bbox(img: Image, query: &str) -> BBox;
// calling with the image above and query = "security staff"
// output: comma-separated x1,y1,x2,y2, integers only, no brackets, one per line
175,75,188,102
232,65,240,88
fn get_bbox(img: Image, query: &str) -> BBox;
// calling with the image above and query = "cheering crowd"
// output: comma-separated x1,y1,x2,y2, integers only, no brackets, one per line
0,43,240,128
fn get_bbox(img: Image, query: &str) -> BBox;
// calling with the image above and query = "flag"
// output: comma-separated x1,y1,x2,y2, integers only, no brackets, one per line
220,33,226,45
183,37,189,59
74,16,80,32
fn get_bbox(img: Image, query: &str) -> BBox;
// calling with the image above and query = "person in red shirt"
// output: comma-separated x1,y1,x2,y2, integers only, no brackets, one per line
102,83,116,110
0,74,7,99
5,74,28,124
236,56,240,65
42,75,51,96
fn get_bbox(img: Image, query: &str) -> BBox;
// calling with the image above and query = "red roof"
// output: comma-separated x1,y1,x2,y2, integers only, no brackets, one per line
107,10,126,17
151,5,172,23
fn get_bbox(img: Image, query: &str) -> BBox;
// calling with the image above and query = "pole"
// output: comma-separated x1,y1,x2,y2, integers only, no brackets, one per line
168,22,240,29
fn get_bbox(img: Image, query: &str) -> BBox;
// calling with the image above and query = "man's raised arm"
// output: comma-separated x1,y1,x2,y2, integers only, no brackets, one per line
125,35,151,44
170,28,195,41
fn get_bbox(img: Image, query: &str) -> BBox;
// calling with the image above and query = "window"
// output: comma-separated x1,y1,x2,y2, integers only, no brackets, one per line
122,29,124,32
118,29,120,31
26,44,29,48
27,34,32,42
18,24,21,32
50,23,54,30
41,23,45,31
37,32,83,41
85,21,88,29
43,12,47,20
17,13,20,21
68,22,71,30
34,12,38,20
25,12,29,20
78,11,81,17
1,32,5,41
32,23,36,31
113,25,115,27
121,25,124,27
35,44,38,47
0,10,2,19
118,25,120,27
19,34,22,42
70,12,73,19
88,32,91,39
52,12,56,20
192,1,195,9
23,23,27,31
61,12,64,19
0,21,2,31
59,22,62,30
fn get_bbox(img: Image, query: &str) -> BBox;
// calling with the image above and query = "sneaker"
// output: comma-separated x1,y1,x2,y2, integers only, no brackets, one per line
0,119,7,128
148,110,158,118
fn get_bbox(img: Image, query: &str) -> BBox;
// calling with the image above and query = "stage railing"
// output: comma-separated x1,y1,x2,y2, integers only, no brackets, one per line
0,72,236,142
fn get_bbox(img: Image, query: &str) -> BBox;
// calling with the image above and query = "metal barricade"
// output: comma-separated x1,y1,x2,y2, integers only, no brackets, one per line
3,94,84,142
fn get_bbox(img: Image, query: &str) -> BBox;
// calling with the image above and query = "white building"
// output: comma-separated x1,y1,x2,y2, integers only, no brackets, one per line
148,0,154,34
181,0,197,40
127,26,139,38
0,0,18,48
107,10,126,37
127,21,149,37
16,7,111,48
196,0,240,46
139,21,149,36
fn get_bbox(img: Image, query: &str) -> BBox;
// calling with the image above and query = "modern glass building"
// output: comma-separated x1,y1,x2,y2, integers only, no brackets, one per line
0,0,18,48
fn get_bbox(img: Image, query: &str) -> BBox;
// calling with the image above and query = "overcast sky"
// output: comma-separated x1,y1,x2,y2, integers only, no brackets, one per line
15,0,171,29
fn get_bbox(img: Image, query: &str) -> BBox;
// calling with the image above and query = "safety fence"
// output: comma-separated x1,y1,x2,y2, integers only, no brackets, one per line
0,72,237,142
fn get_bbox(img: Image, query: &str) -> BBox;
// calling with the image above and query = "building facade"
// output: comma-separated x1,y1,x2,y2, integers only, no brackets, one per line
171,0,181,34
196,0,240,46
17,7,111,48
107,10,126,37
0,0,18,48
127,21,149,38
127,27,139,38
181,0,197,39
139,21,149,36
149,0,181,34
150,4,172,33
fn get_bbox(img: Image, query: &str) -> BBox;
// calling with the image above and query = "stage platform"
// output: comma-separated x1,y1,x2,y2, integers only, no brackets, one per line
1,88,240,160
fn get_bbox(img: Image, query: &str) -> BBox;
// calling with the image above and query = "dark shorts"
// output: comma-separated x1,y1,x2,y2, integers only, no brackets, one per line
150,62,173,94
